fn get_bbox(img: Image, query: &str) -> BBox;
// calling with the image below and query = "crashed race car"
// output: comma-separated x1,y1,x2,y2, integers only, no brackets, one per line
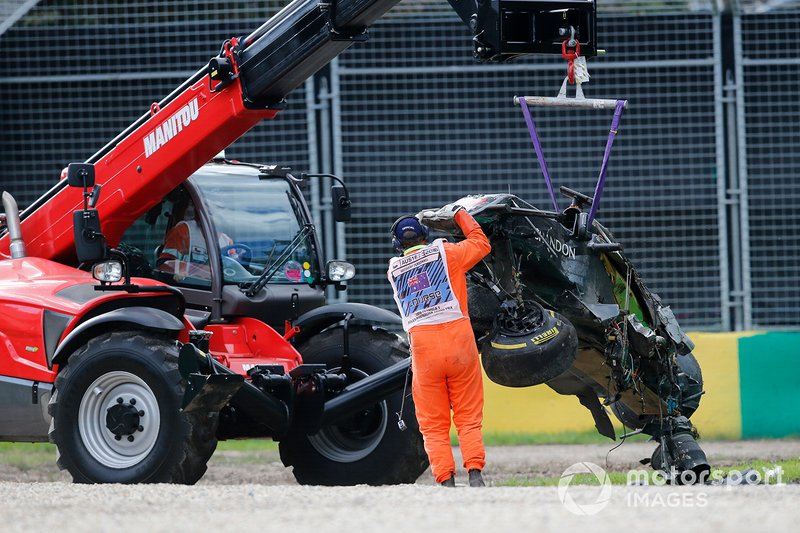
418,93,710,483
426,189,709,483
423,93,711,484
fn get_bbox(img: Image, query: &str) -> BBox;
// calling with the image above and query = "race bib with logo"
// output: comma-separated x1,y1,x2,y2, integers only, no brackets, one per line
388,239,463,331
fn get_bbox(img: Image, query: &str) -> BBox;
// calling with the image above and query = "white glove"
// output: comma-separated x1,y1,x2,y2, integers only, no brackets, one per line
416,203,464,233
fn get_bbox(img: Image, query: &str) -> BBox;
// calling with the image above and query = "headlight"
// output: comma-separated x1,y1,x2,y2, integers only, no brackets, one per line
327,261,355,282
92,260,123,283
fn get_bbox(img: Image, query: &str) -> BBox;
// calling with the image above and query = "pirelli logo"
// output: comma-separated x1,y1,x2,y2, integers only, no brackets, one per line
489,325,560,350
531,326,559,345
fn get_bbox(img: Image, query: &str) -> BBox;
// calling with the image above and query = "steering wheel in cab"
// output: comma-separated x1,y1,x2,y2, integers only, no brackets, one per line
220,243,254,282
220,243,253,268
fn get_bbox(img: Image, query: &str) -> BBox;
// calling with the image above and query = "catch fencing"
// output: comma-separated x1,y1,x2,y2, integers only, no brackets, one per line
0,0,797,330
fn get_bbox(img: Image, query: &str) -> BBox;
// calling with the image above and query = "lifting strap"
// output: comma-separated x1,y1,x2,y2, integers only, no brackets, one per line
515,95,627,226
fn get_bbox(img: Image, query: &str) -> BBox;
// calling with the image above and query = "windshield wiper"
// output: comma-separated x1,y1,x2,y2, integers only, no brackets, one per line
242,224,313,297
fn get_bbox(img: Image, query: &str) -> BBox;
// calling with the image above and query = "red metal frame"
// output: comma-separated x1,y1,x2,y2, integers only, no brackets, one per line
0,258,303,383
0,257,193,382
0,67,279,262
0,42,309,383
206,318,304,375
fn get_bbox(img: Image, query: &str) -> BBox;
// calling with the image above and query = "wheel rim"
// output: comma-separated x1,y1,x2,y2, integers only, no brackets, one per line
78,371,161,469
309,368,389,463
496,300,544,336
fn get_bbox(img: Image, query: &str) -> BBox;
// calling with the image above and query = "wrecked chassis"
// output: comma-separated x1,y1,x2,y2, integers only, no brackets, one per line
451,94,710,482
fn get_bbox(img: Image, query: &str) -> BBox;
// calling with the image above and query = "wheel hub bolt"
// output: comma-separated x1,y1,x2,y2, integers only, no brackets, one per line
138,426,144,432
138,410,145,417
127,435,135,442
116,397,123,404
106,402,142,438
130,398,136,405
115,435,122,441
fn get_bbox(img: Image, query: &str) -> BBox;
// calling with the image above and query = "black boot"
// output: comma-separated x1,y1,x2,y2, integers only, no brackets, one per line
439,472,456,487
468,469,485,487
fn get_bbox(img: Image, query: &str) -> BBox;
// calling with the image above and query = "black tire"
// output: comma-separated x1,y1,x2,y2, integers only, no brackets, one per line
480,302,578,387
279,326,428,485
48,331,216,484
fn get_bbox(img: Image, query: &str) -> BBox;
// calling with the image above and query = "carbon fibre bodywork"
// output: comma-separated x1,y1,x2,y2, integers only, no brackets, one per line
455,194,704,452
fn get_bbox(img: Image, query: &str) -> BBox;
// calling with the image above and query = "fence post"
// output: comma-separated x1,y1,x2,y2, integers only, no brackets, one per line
719,7,751,332
733,11,753,330
714,13,732,331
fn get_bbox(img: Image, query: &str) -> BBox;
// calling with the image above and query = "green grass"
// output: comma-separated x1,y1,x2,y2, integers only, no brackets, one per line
452,430,651,446
495,458,800,487
3,436,799,479
0,440,279,471
215,439,279,452
500,471,631,487
714,459,800,484
223,431,644,452
0,442,57,471
211,439,279,464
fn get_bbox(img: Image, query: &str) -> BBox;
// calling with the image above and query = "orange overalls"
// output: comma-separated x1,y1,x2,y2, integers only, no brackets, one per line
388,210,491,483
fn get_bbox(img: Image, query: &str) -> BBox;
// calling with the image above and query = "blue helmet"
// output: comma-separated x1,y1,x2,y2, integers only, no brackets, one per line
391,216,429,252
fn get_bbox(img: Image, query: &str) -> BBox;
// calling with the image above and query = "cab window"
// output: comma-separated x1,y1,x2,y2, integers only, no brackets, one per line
118,186,212,289
192,172,318,285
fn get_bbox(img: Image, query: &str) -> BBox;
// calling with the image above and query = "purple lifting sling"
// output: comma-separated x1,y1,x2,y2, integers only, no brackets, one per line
516,94,627,227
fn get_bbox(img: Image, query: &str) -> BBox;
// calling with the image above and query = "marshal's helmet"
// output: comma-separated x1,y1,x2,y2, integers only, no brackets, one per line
390,216,429,252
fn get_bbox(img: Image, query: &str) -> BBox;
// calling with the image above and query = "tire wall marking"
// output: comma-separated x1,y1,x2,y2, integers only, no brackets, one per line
739,332,800,438
688,332,744,439
479,332,800,439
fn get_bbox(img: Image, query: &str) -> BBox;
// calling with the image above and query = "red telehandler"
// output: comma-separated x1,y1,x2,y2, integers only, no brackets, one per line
0,0,597,484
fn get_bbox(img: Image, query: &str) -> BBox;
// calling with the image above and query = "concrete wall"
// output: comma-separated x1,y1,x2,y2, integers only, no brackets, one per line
482,332,800,439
